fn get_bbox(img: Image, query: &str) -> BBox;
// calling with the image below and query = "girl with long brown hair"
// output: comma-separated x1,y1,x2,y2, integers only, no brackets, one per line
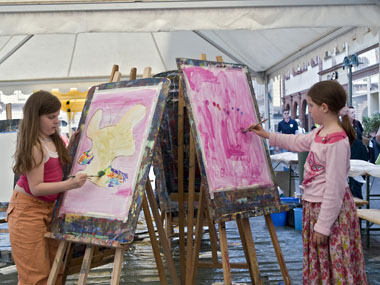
6,90,87,284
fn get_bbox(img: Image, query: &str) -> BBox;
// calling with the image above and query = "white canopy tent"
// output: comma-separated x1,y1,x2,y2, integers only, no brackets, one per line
0,0,379,90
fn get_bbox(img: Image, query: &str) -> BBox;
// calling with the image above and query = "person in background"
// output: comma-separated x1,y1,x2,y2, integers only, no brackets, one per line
277,109,298,154
6,91,87,284
248,80,367,284
296,119,306,134
373,127,380,164
368,124,380,163
348,106,364,136
278,109,298,135
348,106,368,199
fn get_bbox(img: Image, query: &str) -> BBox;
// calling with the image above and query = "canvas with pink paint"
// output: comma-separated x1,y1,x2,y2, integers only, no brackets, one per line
50,78,170,245
177,59,282,221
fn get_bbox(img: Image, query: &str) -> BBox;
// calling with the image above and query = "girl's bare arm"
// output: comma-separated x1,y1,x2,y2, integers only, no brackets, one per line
27,145,87,196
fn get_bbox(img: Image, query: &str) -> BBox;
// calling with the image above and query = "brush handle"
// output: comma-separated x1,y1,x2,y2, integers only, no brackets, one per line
68,174,99,178
247,118,268,131
251,118,268,129
242,118,268,133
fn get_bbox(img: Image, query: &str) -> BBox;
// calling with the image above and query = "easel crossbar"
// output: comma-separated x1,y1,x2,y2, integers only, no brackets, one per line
44,232,126,249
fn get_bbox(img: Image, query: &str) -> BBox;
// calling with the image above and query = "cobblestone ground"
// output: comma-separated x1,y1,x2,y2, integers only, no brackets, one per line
0,178,379,284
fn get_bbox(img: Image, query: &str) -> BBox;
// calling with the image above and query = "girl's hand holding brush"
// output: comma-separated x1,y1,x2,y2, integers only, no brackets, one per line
67,173,87,189
247,124,270,139
67,170,106,189
241,118,270,139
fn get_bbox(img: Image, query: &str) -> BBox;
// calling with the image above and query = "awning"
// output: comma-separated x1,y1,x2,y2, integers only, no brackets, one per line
0,0,379,87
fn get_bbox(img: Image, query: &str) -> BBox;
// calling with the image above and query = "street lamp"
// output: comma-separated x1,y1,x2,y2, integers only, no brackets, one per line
342,53,361,106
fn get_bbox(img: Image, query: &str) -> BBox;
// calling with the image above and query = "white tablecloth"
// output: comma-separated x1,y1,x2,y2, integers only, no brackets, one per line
270,152,380,179
349,159,380,178
270,152,298,165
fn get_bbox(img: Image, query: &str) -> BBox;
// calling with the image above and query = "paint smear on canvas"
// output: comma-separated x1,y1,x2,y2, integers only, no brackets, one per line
60,86,160,220
182,65,272,193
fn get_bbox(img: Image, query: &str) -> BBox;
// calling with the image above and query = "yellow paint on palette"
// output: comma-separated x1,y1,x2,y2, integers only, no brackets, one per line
65,213,89,223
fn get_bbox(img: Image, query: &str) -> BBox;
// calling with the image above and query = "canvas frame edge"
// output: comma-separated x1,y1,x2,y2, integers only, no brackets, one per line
176,58,285,223
50,78,171,246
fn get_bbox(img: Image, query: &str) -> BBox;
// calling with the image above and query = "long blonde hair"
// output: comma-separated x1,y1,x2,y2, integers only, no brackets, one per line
13,90,71,174
307,81,356,144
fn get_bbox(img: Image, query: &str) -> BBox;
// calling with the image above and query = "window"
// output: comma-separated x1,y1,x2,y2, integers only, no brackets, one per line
353,47,379,72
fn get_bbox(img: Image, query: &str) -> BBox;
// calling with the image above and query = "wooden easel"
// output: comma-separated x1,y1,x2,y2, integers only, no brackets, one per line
50,65,123,284
46,65,179,285
139,66,179,285
178,55,291,285
6,103,12,120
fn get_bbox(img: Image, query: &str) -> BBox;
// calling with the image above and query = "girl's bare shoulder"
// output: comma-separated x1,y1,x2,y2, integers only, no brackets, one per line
31,143,46,160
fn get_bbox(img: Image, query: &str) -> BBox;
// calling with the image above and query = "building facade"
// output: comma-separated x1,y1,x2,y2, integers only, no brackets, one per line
282,34,379,132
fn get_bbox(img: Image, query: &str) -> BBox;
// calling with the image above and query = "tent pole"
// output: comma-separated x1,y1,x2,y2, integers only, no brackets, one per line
151,33,168,71
67,34,78,77
348,65,353,106
264,73,270,131
0,35,33,65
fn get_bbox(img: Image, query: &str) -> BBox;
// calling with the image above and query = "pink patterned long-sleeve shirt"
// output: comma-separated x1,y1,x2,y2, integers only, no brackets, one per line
269,127,350,236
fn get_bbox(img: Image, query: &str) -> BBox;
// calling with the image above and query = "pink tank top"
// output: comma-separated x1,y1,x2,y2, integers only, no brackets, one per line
17,144,63,202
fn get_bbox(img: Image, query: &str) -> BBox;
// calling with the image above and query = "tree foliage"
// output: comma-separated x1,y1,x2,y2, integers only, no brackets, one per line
362,113,380,137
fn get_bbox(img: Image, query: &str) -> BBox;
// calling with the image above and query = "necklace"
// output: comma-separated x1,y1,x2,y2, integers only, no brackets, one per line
40,136,52,142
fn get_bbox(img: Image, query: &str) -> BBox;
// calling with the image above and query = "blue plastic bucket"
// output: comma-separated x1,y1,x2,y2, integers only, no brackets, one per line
280,197,300,204
294,208,303,231
270,211,288,227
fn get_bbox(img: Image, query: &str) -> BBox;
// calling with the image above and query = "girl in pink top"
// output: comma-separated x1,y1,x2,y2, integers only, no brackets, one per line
249,81,367,284
6,91,87,285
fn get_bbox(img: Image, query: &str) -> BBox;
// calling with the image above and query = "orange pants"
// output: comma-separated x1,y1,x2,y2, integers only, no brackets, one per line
7,191,63,285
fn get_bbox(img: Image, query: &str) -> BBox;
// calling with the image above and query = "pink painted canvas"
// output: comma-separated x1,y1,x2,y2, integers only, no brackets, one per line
182,65,272,194
60,86,160,221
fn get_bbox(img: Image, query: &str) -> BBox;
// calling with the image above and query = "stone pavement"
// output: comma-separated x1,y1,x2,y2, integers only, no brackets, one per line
0,177,379,284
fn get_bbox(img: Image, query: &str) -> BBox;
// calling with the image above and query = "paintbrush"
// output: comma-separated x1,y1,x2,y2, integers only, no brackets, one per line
69,170,106,179
241,118,268,133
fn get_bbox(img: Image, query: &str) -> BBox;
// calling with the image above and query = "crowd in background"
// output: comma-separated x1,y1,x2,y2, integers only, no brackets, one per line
276,106,380,200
